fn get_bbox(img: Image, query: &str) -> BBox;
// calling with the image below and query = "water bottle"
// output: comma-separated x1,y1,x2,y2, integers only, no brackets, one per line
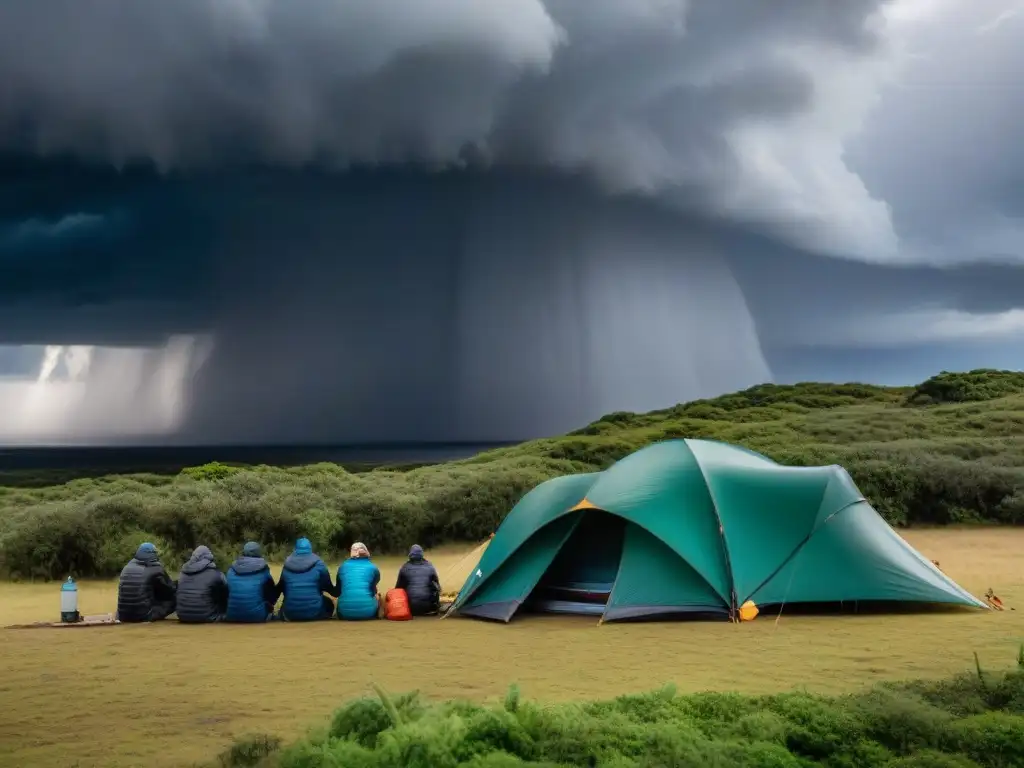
60,576,80,623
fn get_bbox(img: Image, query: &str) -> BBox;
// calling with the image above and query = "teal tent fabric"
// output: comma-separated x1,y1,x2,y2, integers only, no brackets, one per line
453,439,986,623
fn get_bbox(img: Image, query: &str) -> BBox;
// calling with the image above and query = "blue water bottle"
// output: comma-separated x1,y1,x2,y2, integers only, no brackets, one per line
60,576,80,623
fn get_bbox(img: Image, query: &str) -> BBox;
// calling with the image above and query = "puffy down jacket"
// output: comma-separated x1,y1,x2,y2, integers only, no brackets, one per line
116,543,177,622
278,539,337,621
336,557,380,620
176,546,228,623
396,555,441,615
225,543,279,623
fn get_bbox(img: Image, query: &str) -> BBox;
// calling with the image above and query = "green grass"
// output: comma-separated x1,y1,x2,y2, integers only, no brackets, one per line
213,654,1024,768
2,369,1023,579
2,530,1022,768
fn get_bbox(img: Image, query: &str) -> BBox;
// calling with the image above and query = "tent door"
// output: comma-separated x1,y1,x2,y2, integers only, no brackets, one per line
526,510,626,616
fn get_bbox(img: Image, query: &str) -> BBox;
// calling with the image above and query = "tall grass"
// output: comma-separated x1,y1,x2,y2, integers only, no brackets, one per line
2,370,1023,579
214,652,1024,768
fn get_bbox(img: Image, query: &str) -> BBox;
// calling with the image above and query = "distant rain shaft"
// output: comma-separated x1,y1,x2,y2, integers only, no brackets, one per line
0,172,771,444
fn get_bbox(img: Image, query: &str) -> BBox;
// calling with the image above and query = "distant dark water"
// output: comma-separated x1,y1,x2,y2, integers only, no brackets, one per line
0,442,511,478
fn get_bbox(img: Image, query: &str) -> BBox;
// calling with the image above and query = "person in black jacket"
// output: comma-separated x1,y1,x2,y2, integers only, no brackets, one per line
395,544,441,616
176,545,228,623
116,542,177,622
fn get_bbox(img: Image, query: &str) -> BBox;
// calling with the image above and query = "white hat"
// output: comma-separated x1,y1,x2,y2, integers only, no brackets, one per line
350,541,369,558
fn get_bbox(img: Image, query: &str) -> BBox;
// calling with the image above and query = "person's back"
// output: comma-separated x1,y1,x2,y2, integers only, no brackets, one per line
337,542,380,620
176,545,228,623
396,545,441,616
226,542,279,622
278,538,337,621
117,542,177,623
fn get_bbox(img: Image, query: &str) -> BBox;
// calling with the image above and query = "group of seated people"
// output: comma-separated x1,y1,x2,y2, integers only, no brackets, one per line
115,537,441,623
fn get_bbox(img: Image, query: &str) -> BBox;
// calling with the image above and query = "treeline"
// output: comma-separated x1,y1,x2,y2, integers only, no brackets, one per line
1,370,1022,579
213,653,1024,767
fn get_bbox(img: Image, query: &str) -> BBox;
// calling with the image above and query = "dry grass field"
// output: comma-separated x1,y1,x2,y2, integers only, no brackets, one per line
1,528,1022,768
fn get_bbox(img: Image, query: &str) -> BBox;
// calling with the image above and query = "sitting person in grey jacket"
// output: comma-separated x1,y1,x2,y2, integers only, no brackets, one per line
176,545,228,623
395,544,441,616
116,542,177,622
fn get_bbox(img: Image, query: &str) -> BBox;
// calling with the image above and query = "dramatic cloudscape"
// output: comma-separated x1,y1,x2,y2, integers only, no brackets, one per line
0,0,1021,444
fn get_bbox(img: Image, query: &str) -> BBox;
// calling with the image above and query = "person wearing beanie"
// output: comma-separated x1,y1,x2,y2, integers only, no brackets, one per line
277,538,338,621
336,541,381,620
395,544,441,616
116,541,177,622
225,541,279,622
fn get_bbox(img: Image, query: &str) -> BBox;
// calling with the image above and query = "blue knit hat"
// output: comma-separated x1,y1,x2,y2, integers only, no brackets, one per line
242,541,262,557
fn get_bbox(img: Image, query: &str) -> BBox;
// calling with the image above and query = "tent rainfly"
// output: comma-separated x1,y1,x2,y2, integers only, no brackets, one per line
450,439,986,623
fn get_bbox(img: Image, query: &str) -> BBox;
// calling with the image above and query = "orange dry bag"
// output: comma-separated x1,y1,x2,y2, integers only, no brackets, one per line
385,588,412,621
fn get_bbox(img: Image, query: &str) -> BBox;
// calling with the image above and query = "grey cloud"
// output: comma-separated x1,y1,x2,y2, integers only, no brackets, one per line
0,0,895,259
726,235,1024,350
1,212,107,247
847,0,1024,265
1,1,1023,446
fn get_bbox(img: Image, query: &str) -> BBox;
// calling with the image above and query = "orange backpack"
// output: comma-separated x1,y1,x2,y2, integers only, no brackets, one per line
385,588,412,621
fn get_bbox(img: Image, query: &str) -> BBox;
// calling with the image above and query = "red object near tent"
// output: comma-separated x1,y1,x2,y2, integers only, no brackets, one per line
385,588,412,621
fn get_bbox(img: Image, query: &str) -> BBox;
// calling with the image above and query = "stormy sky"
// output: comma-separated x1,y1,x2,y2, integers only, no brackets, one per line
0,0,1021,445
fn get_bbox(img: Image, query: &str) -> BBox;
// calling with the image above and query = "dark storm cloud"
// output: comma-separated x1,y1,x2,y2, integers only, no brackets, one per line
726,235,1024,350
1,1,1023,444
0,0,898,259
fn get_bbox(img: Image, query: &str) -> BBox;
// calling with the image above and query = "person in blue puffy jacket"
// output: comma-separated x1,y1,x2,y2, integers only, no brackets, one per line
336,541,381,620
277,537,338,621
225,541,279,622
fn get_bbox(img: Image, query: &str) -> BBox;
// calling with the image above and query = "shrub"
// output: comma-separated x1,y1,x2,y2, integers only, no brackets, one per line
181,462,243,482
2,372,1023,577
217,733,281,767
212,655,1024,768
94,528,171,576
907,370,1024,406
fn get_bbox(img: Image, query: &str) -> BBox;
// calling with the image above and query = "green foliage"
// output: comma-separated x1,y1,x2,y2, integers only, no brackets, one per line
2,369,1024,578
181,462,244,482
217,734,282,768
907,370,1024,406
504,684,522,714
215,660,1024,767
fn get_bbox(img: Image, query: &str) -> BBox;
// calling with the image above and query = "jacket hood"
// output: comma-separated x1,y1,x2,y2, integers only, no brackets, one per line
181,545,217,575
283,538,319,572
408,544,424,561
134,542,160,565
231,555,269,575
232,542,268,575
283,551,321,573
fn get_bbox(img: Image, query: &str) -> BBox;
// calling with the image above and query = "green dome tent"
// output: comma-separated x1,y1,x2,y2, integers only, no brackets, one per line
450,439,985,623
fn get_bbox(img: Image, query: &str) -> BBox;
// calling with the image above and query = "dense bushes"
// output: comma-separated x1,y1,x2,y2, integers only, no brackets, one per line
0,456,575,578
213,655,1024,768
2,371,1023,579
907,370,1024,406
